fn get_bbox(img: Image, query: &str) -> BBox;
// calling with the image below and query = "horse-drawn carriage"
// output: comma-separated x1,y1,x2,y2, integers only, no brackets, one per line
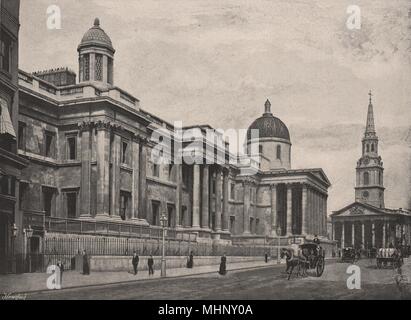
281,243,325,280
341,247,357,263
376,248,403,269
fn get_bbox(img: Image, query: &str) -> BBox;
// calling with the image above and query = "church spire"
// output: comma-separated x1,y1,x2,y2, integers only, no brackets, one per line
365,90,375,135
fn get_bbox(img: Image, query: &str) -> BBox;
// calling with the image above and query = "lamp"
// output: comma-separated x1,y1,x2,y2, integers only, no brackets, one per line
11,223,18,238
159,211,168,277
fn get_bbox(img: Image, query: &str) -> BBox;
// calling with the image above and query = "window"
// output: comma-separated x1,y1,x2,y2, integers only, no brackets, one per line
66,192,77,218
95,54,103,81
19,182,29,209
371,144,375,152
364,172,369,185
230,216,235,234
42,187,54,217
378,172,382,185
255,218,260,234
152,201,160,226
67,136,76,160
44,131,55,158
250,217,254,234
167,205,174,228
0,30,12,73
276,145,281,160
181,206,187,227
0,174,15,197
83,54,90,81
230,183,235,200
18,122,26,150
153,163,159,177
121,141,128,164
366,144,369,153
120,191,131,221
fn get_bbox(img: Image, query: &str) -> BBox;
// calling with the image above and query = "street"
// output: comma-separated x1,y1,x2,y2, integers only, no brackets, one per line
27,259,410,300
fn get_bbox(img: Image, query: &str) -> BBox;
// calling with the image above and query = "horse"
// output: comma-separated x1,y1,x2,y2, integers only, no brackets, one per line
280,248,308,280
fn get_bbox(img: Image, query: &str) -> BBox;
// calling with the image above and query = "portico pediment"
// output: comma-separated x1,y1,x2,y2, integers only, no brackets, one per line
331,202,386,218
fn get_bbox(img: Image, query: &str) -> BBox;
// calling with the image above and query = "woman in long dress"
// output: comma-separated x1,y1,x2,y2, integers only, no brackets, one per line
218,254,227,275
82,250,90,275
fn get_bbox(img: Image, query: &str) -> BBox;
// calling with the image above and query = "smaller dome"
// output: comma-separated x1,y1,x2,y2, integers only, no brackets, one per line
78,18,115,53
246,99,291,141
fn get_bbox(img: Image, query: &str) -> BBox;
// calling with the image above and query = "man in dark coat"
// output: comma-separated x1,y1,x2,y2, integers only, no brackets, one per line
132,252,139,275
187,252,194,268
148,255,154,275
218,254,227,275
82,250,90,275
264,252,268,263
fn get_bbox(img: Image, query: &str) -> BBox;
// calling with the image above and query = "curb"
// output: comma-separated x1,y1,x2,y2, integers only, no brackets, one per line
16,262,282,296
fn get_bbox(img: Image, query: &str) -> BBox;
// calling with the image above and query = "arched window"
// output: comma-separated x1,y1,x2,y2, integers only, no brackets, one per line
276,145,281,160
371,144,375,152
364,172,369,185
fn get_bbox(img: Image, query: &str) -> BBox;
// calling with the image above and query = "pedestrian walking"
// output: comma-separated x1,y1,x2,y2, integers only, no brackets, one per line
187,251,194,268
56,260,64,289
82,250,90,275
148,255,154,275
132,251,139,275
218,254,227,275
264,252,268,263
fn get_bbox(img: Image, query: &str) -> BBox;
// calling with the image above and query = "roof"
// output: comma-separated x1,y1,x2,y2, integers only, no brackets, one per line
331,201,411,218
246,100,290,141
78,18,115,53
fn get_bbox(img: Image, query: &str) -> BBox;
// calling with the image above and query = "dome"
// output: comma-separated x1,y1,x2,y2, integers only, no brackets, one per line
78,18,115,53
246,99,290,141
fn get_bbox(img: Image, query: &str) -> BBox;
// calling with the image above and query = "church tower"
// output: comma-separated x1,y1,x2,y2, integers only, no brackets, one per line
77,18,115,87
355,91,385,208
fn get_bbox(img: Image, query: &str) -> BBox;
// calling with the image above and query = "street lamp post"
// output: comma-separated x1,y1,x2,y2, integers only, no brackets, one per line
276,225,282,264
23,225,34,273
159,212,168,278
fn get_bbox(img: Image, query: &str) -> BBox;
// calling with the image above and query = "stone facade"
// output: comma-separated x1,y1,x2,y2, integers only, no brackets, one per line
14,19,331,262
0,0,29,274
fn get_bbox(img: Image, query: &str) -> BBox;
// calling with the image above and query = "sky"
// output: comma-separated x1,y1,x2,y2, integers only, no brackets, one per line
19,0,411,214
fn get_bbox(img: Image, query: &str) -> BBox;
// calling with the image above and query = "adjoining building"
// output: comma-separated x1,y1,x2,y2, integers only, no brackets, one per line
9,18,332,272
331,93,411,250
0,0,28,274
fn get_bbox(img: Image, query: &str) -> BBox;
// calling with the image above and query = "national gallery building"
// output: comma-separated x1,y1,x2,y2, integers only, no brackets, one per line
1,18,332,271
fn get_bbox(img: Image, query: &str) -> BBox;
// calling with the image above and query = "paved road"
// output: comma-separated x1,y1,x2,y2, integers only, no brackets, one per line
28,259,410,300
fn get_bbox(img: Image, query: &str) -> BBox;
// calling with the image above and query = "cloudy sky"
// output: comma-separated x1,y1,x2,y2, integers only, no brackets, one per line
20,0,411,214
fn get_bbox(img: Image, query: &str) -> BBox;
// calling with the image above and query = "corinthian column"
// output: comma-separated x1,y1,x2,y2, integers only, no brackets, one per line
270,184,277,236
95,121,110,219
79,122,92,219
110,130,121,219
192,164,201,228
222,168,229,232
201,165,210,229
286,184,292,235
301,184,308,235
214,168,222,231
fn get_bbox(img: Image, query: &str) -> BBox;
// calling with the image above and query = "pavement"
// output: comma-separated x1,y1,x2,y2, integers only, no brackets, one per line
0,258,280,294
18,258,411,300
